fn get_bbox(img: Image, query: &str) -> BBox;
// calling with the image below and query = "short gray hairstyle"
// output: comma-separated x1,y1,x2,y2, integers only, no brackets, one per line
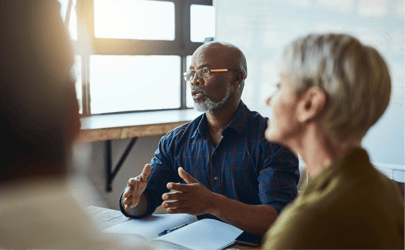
280,33,391,146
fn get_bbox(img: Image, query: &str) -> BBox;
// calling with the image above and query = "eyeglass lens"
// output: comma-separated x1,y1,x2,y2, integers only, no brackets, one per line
184,68,210,81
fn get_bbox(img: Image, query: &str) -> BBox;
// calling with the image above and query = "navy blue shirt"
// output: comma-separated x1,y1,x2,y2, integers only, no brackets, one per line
120,101,299,219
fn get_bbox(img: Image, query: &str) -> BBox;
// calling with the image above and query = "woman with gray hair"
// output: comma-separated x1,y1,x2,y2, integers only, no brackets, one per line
261,33,404,249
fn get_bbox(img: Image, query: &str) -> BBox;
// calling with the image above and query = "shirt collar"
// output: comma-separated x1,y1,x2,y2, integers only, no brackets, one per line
191,100,249,139
192,114,208,139
226,100,249,135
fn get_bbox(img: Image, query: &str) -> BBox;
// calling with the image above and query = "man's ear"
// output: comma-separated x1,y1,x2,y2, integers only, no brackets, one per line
231,70,244,86
297,86,327,123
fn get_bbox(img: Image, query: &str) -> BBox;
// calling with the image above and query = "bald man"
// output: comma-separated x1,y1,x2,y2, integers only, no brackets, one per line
120,42,299,236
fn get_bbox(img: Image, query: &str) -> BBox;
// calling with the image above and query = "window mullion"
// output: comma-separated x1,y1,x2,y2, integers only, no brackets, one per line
181,56,187,109
77,0,94,116
81,55,91,115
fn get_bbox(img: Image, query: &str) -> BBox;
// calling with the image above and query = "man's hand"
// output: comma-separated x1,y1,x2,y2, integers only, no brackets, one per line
161,167,217,215
122,164,151,210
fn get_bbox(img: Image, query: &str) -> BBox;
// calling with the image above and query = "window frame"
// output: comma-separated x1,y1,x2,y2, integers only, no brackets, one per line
72,0,213,116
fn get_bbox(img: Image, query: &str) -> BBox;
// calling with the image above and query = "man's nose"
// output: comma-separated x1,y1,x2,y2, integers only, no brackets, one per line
190,74,202,86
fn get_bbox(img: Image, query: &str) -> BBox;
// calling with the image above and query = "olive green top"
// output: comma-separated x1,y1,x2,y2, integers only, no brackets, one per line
261,148,404,249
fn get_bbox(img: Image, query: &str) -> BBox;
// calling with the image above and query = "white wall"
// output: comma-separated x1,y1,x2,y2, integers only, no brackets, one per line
215,0,404,176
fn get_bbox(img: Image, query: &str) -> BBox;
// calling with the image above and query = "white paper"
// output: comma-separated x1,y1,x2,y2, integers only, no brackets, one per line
155,218,243,249
103,213,196,241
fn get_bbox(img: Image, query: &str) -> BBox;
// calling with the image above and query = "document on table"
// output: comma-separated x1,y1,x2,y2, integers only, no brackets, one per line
103,213,243,249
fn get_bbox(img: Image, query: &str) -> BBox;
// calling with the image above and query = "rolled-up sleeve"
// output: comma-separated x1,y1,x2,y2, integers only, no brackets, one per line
119,132,181,218
258,143,300,214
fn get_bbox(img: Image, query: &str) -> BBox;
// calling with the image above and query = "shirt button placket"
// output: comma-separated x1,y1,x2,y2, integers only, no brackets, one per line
212,149,221,193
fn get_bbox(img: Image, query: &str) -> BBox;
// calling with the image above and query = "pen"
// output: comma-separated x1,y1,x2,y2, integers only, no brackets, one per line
158,223,189,236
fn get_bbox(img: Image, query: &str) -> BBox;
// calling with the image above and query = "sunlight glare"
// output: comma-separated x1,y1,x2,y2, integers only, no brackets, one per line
95,0,174,40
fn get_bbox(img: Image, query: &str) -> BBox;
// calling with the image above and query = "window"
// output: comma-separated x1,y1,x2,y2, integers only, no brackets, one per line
94,0,175,40
73,56,82,113
59,0,78,40
190,4,215,42
90,55,181,114
59,0,214,116
186,55,194,108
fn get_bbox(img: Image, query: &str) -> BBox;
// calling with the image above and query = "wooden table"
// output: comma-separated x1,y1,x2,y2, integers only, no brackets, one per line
86,206,258,249
78,109,201,192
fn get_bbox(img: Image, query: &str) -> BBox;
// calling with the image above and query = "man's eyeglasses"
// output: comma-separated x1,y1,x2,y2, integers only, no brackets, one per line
183,67,239,82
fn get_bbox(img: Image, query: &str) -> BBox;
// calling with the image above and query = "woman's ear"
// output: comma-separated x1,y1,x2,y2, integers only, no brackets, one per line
297,86,327,123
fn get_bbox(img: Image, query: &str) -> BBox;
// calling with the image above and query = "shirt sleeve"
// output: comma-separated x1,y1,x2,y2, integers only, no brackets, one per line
118,131,182,218
142,131,183,216
258,142,299,214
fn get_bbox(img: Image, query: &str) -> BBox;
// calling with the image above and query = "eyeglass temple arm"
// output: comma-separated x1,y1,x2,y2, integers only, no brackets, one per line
210,69,239,72
210,69,229,72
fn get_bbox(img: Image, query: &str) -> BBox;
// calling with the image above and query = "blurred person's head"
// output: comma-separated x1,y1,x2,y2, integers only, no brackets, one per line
186,41,247,112
0,0,80,182
265,33,391,149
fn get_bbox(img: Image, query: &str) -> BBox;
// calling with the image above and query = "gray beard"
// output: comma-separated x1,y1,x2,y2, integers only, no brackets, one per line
192,84,231,112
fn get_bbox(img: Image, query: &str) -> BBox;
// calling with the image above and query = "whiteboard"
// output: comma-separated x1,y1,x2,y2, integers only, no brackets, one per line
215,0,404,177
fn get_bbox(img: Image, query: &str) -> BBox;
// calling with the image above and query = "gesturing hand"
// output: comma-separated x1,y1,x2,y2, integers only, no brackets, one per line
122,163,151,210
161,167,217,215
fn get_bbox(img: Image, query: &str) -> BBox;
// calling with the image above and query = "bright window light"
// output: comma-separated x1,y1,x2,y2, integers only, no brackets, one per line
186,55,194,108
90,55,181,114
73,56,82,113
191,5,215,42
58,0,78,40
94,0,175,40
